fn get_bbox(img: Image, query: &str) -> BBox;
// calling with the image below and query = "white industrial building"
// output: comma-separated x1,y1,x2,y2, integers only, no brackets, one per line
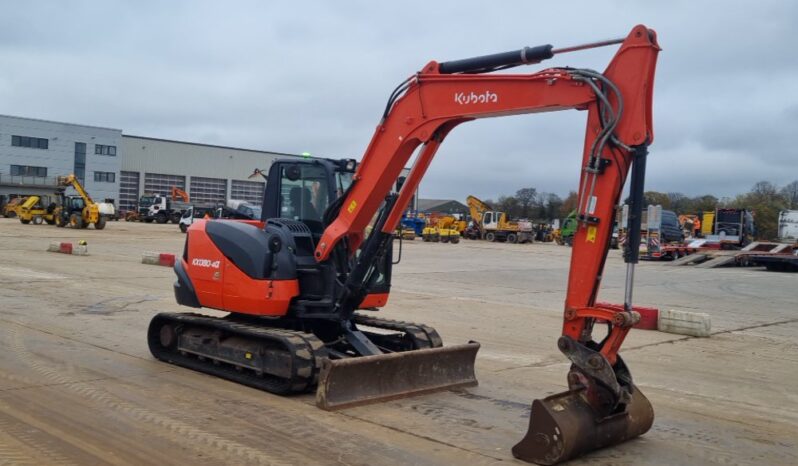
0,114,335,212
1,114,416,215
0,114,122,202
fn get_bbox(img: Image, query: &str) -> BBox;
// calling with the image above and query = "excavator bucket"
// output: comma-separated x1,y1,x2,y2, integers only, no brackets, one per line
316,342,480,410
512,383,654,465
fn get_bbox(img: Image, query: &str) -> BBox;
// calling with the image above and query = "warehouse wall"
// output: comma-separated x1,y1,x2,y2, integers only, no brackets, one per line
119,135,306,210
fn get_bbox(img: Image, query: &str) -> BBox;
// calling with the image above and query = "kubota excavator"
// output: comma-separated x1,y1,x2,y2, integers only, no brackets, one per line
149,25,659,464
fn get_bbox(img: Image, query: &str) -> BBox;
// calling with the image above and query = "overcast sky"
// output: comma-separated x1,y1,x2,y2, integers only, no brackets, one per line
1,1,795,201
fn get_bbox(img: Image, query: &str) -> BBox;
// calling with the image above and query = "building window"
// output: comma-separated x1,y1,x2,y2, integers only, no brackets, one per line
94,171,116,183
11,135,49,149
10,165,47,177
95,144,117,156
74,142,86,183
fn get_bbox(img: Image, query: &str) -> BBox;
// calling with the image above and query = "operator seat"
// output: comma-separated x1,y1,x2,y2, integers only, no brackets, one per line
289,186,322,233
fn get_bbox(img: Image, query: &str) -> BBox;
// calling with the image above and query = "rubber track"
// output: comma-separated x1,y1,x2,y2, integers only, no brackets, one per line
353,313,444,349
148,313,326,395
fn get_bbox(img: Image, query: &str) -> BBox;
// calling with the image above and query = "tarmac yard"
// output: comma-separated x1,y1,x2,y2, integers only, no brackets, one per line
0,218,796,465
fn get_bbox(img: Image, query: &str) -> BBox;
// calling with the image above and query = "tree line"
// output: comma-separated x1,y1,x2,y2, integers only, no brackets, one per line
483,188,577,223
484,180,798,239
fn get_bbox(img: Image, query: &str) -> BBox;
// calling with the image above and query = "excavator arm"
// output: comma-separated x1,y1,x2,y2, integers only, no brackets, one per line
317,25,660,464
170,186,190,203
466,195,491,223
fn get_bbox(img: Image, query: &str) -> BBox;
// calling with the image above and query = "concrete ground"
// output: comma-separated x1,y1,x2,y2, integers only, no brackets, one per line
0,217,796,465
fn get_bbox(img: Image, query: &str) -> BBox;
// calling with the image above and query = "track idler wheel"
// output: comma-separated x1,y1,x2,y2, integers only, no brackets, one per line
511,382,653,465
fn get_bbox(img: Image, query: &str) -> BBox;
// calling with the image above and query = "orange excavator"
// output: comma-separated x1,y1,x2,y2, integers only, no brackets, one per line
171,186,190,203
148,25,659,464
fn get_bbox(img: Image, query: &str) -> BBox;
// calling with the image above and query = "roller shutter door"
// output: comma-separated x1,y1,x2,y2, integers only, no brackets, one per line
231,180,265,205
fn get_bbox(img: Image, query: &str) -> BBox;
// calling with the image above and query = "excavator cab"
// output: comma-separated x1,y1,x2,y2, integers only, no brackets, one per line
262,158,354,234
157,156,478,411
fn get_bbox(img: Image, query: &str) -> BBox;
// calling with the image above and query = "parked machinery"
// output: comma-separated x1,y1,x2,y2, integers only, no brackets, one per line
2,196,23,218
558,210,578,245
145,186,192,224
148,25,660,464
465,195,534,243
54,175,105,229
422,214,464,243
678,214,701,238
398,214,425,239
15,195,57,225
694,208,755,248
709,208,755,248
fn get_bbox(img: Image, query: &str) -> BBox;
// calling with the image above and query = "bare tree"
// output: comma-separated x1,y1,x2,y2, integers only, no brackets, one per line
515,187,537,218
751,180,779,197
780,180,798,209
560,191,578,218
497,195,520,218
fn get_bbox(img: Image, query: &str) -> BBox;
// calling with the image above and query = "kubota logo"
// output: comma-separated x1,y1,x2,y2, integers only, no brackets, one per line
454,91,498,105
192,258,221,269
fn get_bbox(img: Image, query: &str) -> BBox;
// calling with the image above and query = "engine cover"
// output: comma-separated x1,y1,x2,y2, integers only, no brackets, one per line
177,219,301,316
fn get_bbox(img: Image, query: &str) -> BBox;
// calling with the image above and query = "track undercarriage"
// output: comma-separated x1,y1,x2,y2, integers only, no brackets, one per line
148,312,457,398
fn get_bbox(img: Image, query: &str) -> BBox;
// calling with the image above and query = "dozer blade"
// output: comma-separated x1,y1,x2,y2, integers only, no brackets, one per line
512,383,654,465
316,342,480,410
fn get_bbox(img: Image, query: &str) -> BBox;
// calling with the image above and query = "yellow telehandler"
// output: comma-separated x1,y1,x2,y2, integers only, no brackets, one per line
53,175,105,229
16,195,57,225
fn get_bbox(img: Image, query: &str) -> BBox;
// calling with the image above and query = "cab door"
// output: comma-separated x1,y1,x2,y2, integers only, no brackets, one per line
483,211,498,230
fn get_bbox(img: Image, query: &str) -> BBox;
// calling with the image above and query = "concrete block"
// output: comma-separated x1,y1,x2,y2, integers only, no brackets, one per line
633,306,659,330
73,242,88,256
658,309,711,337
142,251,160,265
47,241,87,256
142,251,176,267
159,253,176,267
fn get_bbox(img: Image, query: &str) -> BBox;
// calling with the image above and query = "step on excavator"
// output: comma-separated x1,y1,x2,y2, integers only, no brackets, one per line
148,25,659,464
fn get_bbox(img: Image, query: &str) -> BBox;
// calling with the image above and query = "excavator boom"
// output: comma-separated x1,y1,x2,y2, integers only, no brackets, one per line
315,25,660,464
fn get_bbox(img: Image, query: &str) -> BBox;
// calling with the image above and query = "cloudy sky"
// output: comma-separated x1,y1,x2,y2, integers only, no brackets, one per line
1,1,795,201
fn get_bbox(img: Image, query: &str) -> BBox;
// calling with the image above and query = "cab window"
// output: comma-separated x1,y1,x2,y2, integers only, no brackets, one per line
279,164,330,230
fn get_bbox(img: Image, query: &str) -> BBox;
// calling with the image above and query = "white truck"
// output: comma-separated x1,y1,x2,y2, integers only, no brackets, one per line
778,210,798,242
146,195,190,224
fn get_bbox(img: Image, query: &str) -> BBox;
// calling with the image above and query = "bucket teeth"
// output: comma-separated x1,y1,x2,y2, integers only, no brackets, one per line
512,383,654,465
316,342,480,410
